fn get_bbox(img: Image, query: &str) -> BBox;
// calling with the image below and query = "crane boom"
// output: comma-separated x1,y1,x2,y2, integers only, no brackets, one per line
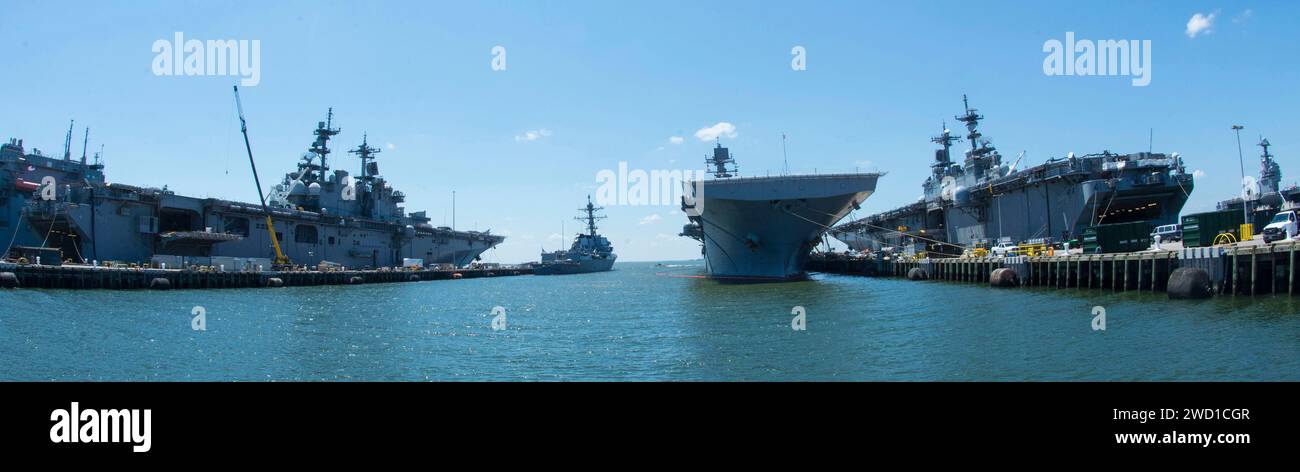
233,85,291,268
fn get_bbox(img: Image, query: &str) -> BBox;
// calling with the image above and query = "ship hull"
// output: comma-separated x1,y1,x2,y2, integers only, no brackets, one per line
687,174,878,281
533,258,615,275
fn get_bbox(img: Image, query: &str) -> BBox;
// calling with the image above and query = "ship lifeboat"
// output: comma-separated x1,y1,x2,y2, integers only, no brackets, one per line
14,178,40,192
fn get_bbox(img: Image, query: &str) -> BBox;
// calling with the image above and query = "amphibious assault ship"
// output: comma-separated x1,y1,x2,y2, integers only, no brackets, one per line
680,142,880,281
534,196,616,275
831,96,1193,255
0,113,504,269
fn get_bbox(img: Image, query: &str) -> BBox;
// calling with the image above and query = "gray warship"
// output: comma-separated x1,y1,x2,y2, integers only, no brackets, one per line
1215,137,1300,214
831,96,1194,255
680,142,880,281
535,196,616,275
0,112,504,269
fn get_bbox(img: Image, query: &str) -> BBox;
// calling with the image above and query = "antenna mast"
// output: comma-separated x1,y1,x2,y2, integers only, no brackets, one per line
63,120,74,161
81,127,90,166
706,139,737,178
576,195,606,236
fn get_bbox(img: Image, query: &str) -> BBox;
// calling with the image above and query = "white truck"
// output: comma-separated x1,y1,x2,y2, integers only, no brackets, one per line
1262,209,1298,243
991,241,1019,257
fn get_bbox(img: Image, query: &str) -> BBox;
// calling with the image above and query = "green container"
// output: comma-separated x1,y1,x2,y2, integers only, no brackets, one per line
1181,209,1270,247
1081,221,1155,254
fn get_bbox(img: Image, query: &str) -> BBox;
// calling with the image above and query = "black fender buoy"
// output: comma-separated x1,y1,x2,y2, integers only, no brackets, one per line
409,275,420,282
906,267,929,281
989,268,1020,288
266,277,284,288
1167,267,1213,299
149,277,172,290
349,276,364,285
0,272,18,289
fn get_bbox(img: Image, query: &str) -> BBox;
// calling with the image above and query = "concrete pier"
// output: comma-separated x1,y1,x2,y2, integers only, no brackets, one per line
0,263,531,290
808,241,1300,298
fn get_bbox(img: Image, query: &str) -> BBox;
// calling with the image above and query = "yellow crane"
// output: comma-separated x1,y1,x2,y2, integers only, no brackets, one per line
233,86,290,268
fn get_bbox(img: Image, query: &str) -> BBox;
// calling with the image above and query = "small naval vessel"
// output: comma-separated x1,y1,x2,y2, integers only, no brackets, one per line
680,142,880,281
831,95,1193,255
534,196,616,275
1,110,504,269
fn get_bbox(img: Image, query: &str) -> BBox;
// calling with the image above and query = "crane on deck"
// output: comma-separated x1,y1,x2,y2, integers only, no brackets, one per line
233,85,291,269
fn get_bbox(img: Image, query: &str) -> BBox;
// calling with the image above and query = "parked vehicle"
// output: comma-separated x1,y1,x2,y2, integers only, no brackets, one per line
1262,210,1298,243
1150,224,1182,243
991,241,1019,257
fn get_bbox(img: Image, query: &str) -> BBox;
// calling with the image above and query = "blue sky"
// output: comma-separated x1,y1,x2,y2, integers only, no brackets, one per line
2,1,1296,262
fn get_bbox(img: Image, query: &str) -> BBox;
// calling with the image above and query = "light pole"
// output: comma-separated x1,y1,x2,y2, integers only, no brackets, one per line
1232,125,1248,226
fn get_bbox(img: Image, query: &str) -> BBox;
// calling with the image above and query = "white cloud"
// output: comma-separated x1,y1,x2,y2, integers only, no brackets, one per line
1186,12,1216,38
638,214,662,225
1233,9,1253,24
668,136,685,145
386,143,396,150
547,233,563,241
515,128,552,142
1192,169,1206,179
694,122,737,141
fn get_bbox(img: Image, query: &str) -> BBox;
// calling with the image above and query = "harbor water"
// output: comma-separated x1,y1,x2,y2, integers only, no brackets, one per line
1,261,1297,381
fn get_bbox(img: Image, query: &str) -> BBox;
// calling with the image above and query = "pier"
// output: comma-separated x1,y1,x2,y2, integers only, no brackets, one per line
808,241,1300,298
0,263,531,290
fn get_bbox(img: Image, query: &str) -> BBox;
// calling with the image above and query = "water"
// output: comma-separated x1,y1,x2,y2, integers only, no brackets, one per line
1,261,1298,381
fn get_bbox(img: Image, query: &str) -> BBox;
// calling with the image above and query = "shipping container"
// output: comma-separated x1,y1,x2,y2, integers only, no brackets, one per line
1181,209,1274,247
1081,221,1155,254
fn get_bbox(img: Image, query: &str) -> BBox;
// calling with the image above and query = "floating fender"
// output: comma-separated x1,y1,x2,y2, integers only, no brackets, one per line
409,275,420,282
989,268,1020,288
452,272,463,279
906,267,928,281
149,278,172,290
1167,267,1213,299
0,272,18,288
266,277,284,288
349,276,364,285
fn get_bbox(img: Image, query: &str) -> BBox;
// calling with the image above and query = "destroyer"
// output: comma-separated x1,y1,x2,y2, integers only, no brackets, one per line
1,111,503,269
680,142,880,281
831,96,1193,255
535,196,616,275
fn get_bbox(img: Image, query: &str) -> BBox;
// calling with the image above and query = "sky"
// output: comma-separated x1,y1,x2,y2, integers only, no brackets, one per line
1,1,1296,262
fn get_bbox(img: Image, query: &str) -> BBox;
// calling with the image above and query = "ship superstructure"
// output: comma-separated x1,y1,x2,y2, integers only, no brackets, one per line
1,112,503,269
831,96,1194,255
1216,137,1300,214
680,142,880,281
